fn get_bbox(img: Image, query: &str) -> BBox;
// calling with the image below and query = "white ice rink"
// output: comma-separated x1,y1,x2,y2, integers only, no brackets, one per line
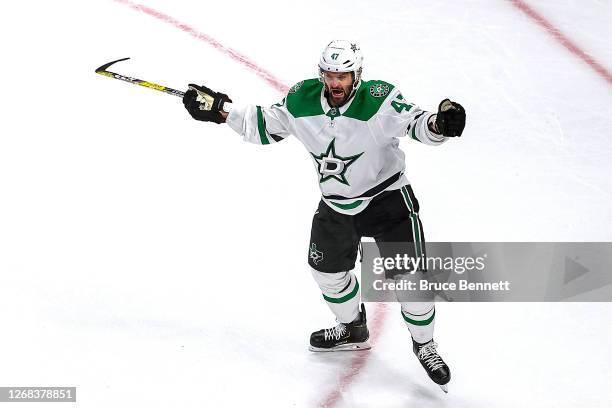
1,0,611,407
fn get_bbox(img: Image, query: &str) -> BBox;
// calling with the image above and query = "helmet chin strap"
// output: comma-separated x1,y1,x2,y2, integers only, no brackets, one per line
352,68,362,91
349,78,361,98
343,69,362,104
342,83,359,106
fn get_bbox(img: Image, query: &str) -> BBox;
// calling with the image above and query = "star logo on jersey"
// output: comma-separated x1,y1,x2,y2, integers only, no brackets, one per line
311,138,363,186
350,43,359,52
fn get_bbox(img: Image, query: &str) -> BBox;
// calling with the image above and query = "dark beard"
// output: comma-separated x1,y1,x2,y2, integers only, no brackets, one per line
324,89,351,108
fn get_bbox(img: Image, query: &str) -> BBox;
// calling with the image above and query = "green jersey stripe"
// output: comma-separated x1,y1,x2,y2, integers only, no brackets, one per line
329,200,364,210
256,106,270,145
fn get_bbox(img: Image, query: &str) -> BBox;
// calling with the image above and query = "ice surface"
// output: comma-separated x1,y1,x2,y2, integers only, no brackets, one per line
0,0,611,407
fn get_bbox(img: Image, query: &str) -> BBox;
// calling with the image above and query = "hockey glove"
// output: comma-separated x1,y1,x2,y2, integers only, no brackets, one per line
183,84,232,124
435,99,466,137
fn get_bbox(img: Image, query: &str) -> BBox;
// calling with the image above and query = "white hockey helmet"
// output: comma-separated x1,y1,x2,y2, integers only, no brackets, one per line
318,40,363,91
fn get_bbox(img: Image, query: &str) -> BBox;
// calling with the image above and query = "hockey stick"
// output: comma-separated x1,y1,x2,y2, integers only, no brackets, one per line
95,57,185,98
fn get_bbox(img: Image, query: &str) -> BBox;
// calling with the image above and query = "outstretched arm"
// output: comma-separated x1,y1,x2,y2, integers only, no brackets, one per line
183,84,291,145
225,100,292,145
377,90,466,145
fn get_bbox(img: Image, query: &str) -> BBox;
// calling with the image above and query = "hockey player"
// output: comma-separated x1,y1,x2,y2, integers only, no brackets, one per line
182,40,466,392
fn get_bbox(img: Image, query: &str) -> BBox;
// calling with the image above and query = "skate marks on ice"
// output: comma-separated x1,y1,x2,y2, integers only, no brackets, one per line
311,349,452,408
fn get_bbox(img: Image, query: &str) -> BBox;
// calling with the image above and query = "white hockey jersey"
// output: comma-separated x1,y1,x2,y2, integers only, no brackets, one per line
226,79,446,215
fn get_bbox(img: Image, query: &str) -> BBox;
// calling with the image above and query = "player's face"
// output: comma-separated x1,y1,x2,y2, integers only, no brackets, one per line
323,71,354,107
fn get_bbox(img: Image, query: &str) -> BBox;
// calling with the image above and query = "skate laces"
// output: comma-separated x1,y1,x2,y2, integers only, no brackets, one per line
418,341,444,371
324,323,347,341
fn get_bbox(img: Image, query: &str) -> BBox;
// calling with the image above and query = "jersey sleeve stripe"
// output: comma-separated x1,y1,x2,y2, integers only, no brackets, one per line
256,106,271,145
409,112,426,141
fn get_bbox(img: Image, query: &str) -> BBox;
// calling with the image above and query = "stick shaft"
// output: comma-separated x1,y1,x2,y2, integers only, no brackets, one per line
95,58,184,98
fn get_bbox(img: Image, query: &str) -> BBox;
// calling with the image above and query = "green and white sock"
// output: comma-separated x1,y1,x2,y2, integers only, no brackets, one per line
401,302,435,343
311,269,360,323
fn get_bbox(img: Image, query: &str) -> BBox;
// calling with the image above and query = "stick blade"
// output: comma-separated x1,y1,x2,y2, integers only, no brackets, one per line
95,57,131,73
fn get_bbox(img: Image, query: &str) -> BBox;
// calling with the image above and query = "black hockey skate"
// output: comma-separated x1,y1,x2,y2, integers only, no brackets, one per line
413,339,451,393
309,304,370,352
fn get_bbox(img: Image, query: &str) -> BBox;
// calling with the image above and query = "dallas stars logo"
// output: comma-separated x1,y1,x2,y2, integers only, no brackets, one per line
289,81,304,93
311,138,363,185
309,243,324,265
369,83,389,98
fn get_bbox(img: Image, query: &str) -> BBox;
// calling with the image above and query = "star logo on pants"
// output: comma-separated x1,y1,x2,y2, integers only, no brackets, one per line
311,138,363,186
309,243,324,265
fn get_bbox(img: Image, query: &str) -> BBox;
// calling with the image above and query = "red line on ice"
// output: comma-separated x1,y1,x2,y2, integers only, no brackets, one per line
111,1,387,405
113,0,290,93
508,0,612,86
319,303,389,408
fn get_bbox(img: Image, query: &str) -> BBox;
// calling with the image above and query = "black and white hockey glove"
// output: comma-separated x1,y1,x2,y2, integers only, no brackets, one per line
183,84,232,124
435,99,466,137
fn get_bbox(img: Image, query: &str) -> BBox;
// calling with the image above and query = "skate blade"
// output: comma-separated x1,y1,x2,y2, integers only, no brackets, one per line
439,384,448,393
308,341,371,352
